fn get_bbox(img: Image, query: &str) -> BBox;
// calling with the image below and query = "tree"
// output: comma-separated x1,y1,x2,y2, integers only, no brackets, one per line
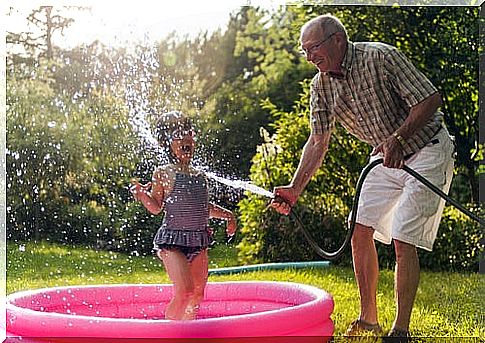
7,6,86,81
199,6,313,177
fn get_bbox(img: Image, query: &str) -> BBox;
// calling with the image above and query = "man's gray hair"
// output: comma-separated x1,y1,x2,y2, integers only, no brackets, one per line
301,14,348,40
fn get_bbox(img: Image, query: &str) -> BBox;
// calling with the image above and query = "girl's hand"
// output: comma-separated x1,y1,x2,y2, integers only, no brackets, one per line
130,179,152,201
226,215,237,237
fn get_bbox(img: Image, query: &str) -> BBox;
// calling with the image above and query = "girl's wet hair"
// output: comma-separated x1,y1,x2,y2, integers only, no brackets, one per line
154,111,193,163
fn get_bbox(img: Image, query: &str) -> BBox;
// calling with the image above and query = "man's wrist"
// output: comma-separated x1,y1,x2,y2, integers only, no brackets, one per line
392,132,406,147
285,184,301,206
288,183,300,195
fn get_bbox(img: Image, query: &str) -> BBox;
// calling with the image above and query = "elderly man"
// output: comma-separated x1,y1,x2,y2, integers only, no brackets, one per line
271,14,454,340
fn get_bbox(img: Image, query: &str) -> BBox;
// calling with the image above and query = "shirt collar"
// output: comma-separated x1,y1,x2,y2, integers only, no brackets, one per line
340,41,355,77
320,41,354,79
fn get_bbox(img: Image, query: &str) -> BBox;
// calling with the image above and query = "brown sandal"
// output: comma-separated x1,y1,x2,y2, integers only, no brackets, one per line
383,328,411,342
344,318,384,337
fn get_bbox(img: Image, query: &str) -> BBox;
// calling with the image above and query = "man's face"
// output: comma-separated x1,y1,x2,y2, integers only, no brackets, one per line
300,28,339,73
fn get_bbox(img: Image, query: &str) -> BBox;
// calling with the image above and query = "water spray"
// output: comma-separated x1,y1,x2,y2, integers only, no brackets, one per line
205,172,274,199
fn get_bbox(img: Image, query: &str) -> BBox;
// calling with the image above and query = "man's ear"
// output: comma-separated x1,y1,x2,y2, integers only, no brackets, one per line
334,31,347,51
334,31,346,44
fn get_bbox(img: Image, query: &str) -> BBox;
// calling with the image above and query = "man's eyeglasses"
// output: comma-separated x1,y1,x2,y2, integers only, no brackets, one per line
300,32,337,56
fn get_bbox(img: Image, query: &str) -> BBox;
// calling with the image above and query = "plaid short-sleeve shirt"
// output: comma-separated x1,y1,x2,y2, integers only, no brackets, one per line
310,41,443,156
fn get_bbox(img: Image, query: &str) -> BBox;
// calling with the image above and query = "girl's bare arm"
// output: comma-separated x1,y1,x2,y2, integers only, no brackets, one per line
131,167,172,215
209,203,237,236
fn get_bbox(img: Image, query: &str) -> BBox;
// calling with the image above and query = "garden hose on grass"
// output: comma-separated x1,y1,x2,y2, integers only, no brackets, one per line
288,158,484,261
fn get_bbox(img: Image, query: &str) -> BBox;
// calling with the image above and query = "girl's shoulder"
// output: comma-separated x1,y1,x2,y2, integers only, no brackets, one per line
187,166,206,178
170,165,206,178
153,164,176,181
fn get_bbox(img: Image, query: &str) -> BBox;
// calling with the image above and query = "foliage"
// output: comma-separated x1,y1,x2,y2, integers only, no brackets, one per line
51,41,129,99
199,7,313,177
418,206,483,271
6,62,141,247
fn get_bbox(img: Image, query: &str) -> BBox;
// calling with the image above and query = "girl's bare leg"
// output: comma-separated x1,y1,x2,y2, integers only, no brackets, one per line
183,249,209,320
158,249,194,320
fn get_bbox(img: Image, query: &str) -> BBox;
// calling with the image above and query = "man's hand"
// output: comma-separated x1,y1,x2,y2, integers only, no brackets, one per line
371,135,405,168
270,186,300,215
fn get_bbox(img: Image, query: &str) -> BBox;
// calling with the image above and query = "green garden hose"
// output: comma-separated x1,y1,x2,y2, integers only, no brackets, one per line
208,261,330,276
289,158,484,261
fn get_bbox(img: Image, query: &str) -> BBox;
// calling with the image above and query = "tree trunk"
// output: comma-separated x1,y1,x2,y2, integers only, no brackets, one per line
45,6,53,60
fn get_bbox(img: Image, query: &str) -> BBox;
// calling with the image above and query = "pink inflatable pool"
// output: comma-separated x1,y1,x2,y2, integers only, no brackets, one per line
7,281,334,339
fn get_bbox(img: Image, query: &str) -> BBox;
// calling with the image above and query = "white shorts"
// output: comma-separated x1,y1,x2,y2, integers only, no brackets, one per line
352,127,455,251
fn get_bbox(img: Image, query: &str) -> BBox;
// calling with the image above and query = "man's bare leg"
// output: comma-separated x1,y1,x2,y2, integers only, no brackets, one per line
351,223,379,325
392,240,419,332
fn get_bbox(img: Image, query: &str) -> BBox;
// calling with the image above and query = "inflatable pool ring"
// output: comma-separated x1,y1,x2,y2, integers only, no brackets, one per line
7,281,334,339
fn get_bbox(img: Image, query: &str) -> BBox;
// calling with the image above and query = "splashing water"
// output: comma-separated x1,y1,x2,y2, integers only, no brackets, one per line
123,44,273,200
124,46,162,155
205,172,274,199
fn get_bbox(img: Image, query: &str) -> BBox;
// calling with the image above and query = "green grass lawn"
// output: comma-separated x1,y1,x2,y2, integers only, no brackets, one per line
7,241,484,339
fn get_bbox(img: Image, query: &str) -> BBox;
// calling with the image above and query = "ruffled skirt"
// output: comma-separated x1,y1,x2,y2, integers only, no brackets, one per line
153,227,213,248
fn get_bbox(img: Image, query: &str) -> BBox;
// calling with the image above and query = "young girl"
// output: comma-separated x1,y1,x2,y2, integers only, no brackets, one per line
130,111,237,320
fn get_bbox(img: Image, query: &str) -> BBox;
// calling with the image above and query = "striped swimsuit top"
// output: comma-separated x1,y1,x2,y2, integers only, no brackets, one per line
153,172,211,248
163,172,209,230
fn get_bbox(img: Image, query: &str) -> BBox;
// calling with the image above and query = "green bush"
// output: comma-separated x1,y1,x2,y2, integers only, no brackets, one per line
112,201,162,255
7,65,140,249
238,196,351,265
419,206,483,271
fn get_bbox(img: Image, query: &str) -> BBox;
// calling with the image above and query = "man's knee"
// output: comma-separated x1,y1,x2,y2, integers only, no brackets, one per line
351,224,376,258
393,239,417,261
352,223,374,243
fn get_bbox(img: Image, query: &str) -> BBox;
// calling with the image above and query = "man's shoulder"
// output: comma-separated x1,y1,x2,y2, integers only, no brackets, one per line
354,41,397,57
311,72,321,85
